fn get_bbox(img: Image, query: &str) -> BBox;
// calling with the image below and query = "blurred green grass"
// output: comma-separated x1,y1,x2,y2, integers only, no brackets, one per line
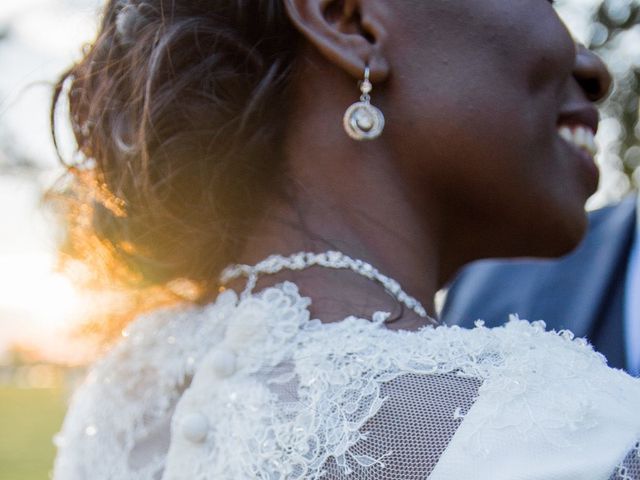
0,387,66,480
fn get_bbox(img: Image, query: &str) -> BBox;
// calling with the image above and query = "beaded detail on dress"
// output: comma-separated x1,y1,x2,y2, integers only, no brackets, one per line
53,282,640,480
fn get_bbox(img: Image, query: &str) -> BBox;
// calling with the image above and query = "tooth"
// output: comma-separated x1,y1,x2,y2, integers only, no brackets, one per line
571,128,580,147
571,127,582,145
580,132,596,156
557,124,598,156
558,126,573,143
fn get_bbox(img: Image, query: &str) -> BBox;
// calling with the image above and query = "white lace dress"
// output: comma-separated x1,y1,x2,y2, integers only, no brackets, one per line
53,282,640,479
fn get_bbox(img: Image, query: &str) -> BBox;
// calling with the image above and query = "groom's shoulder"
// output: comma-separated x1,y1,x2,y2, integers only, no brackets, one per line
442,195,637,327
587,195,636,232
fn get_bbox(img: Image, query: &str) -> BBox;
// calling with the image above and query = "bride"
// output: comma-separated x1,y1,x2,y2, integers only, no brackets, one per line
52,0,640,478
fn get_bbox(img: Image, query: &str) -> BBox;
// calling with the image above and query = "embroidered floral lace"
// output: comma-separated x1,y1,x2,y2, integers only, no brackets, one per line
53,282,640,479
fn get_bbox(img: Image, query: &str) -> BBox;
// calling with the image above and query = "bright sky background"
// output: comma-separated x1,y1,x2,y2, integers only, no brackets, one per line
0,0,100,364
0,0,637,364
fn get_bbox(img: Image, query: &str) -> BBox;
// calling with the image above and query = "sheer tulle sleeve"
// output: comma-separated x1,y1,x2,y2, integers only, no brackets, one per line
610,442,640,480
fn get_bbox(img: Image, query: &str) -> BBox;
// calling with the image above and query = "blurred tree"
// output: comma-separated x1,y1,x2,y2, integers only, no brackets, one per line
589,0,640,190
3,343,42,366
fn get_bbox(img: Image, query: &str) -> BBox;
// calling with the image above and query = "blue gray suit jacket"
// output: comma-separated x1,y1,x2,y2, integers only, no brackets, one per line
441,196,637,372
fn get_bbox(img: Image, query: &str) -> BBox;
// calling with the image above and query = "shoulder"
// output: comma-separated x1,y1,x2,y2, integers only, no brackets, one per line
589,194,637,228
165,306,640,479
429,319,640,478
53,284,311,480
54,284,640,479
310,318,640,478
52,292,238,480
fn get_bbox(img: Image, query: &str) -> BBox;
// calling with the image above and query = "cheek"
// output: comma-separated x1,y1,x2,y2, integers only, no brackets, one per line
392,14,576,193
390,76,544,184
389,98,533,217
386,0,587,254
388,82,588,254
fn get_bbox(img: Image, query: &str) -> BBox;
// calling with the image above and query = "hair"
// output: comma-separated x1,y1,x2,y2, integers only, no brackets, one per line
49,0,301,320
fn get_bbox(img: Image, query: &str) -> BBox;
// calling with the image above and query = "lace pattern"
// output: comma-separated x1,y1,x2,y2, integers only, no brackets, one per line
611,442,640,480
54,282,640,480
53,291,238,479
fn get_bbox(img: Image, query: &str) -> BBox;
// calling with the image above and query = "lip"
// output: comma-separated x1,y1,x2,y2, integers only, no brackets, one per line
556,105,600,134
557,134,600,195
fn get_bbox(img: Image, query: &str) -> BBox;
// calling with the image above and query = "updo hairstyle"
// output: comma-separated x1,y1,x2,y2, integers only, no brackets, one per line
50,0,300,306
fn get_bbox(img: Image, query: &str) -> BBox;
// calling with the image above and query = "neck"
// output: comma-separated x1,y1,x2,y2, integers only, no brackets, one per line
233,54,445,330
235,148,443,330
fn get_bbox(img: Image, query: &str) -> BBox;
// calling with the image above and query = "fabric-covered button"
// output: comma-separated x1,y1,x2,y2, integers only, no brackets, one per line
210,348,237,378
181,412,209,443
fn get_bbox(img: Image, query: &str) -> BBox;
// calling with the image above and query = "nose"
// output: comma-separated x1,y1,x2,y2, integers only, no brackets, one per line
573,43,613,103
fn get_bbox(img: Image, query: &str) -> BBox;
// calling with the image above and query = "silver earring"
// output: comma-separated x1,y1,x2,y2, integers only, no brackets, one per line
343,65,385,141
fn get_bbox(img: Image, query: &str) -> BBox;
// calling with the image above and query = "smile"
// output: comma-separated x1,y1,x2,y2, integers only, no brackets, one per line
557,125,597,157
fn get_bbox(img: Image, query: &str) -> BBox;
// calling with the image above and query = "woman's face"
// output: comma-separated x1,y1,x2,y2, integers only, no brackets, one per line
384,0,611,262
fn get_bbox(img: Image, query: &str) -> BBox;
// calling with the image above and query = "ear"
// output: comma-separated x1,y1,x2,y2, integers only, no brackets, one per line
283,0,390,82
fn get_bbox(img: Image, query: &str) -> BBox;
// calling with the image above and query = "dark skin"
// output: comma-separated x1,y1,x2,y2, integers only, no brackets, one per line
235,0,612,330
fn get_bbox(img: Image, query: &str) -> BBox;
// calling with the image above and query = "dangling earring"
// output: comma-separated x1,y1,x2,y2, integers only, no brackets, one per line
343,65,385,141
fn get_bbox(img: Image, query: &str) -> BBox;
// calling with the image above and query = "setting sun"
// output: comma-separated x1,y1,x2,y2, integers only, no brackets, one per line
0,252,85,363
